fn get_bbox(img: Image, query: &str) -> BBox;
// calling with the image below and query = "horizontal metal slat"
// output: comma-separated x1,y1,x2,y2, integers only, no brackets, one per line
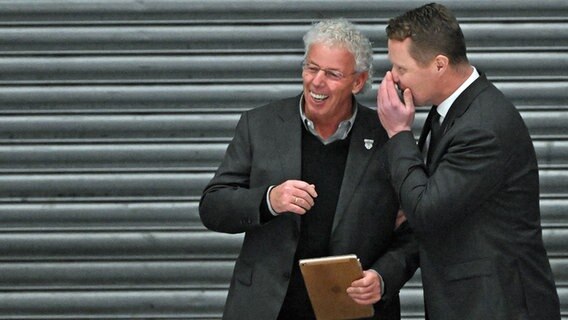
397,287,568,319
541,199,568,227
0,82,564,112
522,112,568,138
0,52,565,81
0,194,562,232
0,287,430,319
0,141,563,188
1,22,566,52
0,258,564,290
0,261,234,289
0,228,563,261
534,141,568,168
0,108,566,141
0,202,201,230
0,168,562,200
552,258,568,286
400,287,568,318
0,143,225,171
0,172,212,199
0,290,226,319
524,170,567,197
0,114,240,140
193,198,568,231
0,231,243,261
181,140,568,171
3,139,560,173
0,196,561,232
0,0,565,22
543,228,568,257
0,287,558,319
196,226,568,259
0,287,563,319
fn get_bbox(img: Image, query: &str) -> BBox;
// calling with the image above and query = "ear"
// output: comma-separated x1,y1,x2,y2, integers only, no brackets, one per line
434,55,449,73
351,72,369,94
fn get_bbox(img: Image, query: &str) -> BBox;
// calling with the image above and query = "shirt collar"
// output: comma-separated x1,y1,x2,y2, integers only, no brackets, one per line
299,93,358,145
436,67,480,120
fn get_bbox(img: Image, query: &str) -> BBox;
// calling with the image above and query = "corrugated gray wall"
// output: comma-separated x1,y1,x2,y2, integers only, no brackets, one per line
0,0,566,318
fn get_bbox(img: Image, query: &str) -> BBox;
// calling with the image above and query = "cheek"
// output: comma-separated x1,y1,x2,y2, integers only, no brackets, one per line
411,84,433,106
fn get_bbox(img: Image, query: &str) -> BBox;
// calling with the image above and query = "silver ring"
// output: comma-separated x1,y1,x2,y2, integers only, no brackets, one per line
294,197,298,204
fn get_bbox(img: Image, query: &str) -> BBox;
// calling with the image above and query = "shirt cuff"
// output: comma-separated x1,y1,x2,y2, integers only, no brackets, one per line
266,185,278,216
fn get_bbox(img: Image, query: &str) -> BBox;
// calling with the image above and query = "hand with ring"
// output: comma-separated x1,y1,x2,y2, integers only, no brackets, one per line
269,180,318,215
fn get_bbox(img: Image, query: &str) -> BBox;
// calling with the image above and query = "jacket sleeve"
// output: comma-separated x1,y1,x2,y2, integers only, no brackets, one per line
373,219,419,301
386,128,504,235
199,111,269,234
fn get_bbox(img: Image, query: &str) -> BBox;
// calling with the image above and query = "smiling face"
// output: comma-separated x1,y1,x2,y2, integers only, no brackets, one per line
302,43,368,127
388,38,441,107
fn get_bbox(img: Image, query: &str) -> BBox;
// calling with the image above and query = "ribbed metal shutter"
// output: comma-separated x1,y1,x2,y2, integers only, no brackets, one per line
0,0,565,319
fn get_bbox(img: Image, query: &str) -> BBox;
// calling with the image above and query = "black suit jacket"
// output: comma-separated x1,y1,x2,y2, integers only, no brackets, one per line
385,74,560,319
200,95,418,319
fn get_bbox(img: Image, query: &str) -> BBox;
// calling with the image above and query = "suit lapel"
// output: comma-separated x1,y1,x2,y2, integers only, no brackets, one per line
440,73,490,136
332,105,381,233
273,95,303,227
428,73,491,167
273,95,303,180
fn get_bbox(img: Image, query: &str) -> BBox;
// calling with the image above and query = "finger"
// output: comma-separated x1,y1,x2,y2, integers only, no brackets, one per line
377,72,391,109
350,277,368,288
347,289,380,304
351,271,375,287
403,88,415,110
292,196,303,207
349,291,376,300
384,73,403,106
295,196,313,209
294,184,317,208
295,182,317,198
289,198,309,215
290,195,311,214
300,188,317,205
394,210,406,230
350,295,380,305
270,181,309,214
347,284,371,295
306,184,318,198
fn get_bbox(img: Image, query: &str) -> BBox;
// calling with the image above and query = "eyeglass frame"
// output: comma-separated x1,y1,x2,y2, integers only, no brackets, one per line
301,61,360,81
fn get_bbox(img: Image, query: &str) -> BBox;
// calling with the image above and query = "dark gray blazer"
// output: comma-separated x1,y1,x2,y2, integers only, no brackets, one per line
385,74,560,319
200,95,418,320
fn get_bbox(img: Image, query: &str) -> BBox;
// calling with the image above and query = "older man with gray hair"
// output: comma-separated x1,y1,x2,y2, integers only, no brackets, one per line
200,18,418,319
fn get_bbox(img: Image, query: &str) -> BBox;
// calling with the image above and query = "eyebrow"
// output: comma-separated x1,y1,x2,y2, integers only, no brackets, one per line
306,61,343,72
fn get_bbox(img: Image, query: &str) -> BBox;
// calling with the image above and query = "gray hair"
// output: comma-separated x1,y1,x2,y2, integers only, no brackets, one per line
303,18,374,94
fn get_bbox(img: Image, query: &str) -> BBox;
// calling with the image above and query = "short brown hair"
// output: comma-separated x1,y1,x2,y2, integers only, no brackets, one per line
386,3,468,66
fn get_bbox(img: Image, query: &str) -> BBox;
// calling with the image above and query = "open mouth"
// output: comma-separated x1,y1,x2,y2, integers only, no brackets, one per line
310,91,329,102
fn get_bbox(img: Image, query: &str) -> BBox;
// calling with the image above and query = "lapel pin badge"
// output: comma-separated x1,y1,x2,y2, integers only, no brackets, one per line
364,139,374,150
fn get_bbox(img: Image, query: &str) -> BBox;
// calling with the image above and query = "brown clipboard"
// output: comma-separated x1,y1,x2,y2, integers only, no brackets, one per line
299,254,374,319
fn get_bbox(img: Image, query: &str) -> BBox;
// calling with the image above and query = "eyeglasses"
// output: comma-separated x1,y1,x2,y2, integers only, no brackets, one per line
301,62,358,81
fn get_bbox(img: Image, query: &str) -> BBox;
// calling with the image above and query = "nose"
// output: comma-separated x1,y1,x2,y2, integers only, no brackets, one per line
390,67,400,82
311,69,326,86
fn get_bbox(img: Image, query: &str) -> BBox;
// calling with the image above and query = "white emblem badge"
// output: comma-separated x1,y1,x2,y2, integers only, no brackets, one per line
364,139,374,150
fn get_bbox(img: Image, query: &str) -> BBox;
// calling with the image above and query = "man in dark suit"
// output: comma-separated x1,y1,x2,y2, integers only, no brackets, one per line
200,18,418,319
377,3,560,319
